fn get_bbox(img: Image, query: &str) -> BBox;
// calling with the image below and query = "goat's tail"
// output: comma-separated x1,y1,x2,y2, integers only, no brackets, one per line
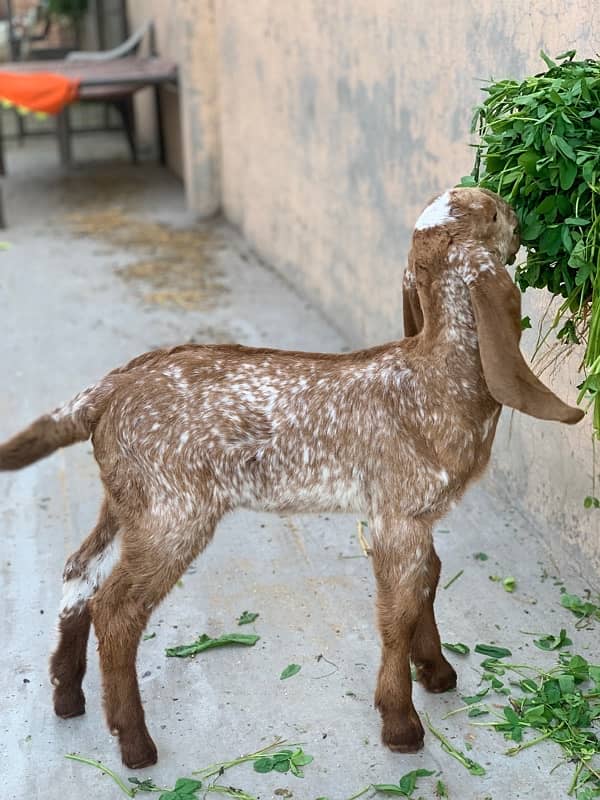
0,382,111,471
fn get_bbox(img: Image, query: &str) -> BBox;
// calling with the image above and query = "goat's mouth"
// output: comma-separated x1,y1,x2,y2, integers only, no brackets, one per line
507,253,517,265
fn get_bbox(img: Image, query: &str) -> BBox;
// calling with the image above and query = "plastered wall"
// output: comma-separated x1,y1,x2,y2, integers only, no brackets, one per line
128,0,600,575
128,0,220,215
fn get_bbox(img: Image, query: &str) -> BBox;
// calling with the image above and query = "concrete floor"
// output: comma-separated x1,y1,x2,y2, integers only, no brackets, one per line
0,135,598,800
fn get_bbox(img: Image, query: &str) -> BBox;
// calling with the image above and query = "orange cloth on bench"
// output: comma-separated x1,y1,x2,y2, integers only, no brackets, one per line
0,72,80,114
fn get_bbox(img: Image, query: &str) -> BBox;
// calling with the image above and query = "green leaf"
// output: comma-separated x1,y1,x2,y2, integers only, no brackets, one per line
559,158,577,190
539,225,563,256
253,757,274,773
374,769,435,797
280,663,302,680
521,315,532,330
540,51,557,69
129,777,160,790
474,643,512,659
373,784,406,795
273,759,290,773
462,688,489,704
237,611,259,626
473,551,489,560
564,217,590,226
142,632,156,641
518,150,539,175
165,632,260,658
468,706,489,717
533,628,572,651
435,780,449,799
536,195,556,215
560,592,600,620
173,778,203,795
291,751,313,767
442,642,470,655
503,576,516,593
552,135,576,161
558,673,575,695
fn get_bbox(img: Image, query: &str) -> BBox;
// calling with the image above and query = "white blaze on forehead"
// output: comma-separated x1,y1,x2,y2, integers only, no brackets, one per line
414,191,454,231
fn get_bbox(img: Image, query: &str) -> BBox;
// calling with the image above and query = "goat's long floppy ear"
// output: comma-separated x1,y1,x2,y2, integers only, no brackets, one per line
403,257,423,337
468,263,584,424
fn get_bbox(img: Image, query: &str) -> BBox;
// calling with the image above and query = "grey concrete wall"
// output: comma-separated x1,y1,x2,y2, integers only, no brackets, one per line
128,0,600,575
213,0,599,575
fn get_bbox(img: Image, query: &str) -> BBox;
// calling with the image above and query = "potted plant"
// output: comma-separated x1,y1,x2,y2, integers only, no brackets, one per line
462,51,600,502
47,0,89,48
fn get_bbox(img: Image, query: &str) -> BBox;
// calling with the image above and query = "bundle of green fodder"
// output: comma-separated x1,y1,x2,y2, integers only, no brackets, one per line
463,51,600,439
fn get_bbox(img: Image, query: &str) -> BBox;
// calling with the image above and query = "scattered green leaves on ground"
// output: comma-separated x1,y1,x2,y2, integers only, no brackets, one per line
442,642,470,655
561,592,600,627
445,646,600,797
473,552,489,561
533,628,573,651
373,768,435,796
280,663,301,680
68,739,311,800
253,748,313,777
142,632,156,641
165,633,260,658
237,611,259,626
474,643,512,659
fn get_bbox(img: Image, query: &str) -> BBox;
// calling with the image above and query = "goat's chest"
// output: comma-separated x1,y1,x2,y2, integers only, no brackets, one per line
431,402,501,484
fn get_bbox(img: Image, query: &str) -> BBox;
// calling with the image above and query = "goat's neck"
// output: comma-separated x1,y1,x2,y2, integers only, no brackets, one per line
423,272,478,353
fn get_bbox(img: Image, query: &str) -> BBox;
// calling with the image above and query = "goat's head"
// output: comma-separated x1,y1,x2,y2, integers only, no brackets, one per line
403,187,584,425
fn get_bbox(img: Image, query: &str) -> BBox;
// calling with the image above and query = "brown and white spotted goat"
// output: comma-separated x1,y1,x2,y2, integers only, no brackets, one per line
0,187,583,768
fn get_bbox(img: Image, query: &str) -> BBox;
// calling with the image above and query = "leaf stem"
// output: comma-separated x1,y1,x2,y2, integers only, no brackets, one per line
424,713,486,776
443,569,464,590
345,787,372,800
505,728,555,755
65,754,141,797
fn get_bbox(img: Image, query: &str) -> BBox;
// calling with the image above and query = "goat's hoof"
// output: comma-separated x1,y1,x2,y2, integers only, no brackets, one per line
120,729,158,769
415,660,457,694
381,712,425,753
53,686,86,718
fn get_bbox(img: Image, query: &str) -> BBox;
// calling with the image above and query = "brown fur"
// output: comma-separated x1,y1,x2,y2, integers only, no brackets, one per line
0,188,583,768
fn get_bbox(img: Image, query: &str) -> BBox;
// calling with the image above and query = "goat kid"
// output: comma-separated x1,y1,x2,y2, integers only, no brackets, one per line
0,187,583,768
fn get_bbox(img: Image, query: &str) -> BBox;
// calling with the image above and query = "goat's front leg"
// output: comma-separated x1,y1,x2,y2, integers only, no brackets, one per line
371,516,434,753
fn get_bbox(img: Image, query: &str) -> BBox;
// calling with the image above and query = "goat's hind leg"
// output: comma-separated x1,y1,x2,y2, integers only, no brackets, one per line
410,546,457,693
50,499,119,718
91,513,219,769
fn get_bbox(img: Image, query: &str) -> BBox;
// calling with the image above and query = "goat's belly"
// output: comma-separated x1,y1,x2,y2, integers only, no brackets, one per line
239,476,365,514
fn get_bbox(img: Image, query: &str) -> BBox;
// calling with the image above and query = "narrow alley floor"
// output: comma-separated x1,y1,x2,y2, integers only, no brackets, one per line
0,134,597,800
